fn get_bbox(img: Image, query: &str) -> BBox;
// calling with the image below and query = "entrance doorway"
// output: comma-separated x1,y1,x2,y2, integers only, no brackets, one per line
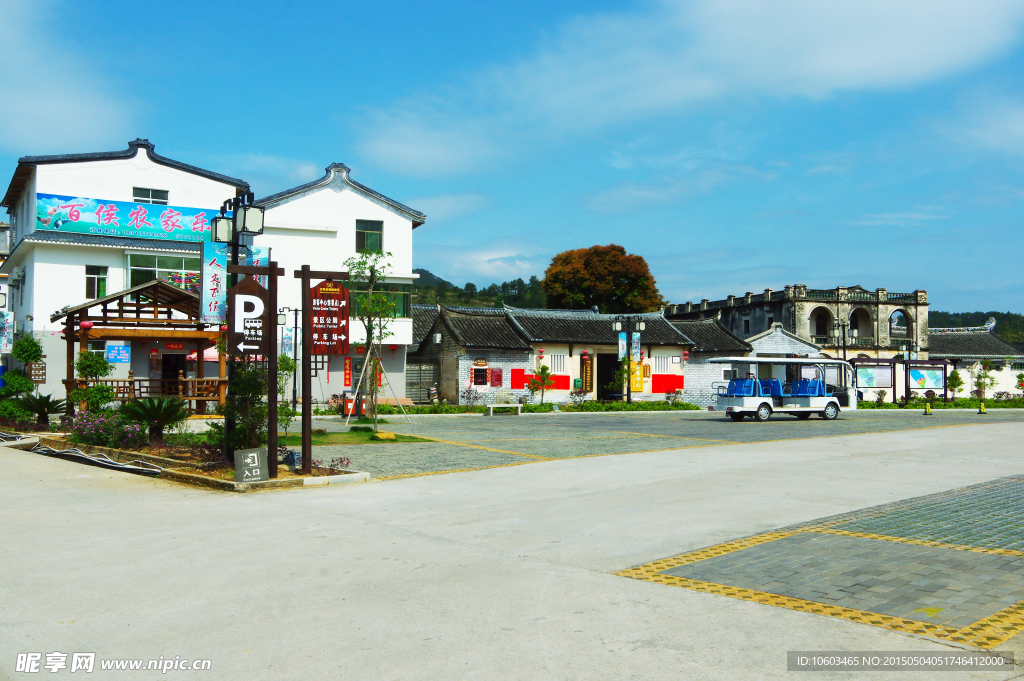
596,353,620,400
161,354,186,394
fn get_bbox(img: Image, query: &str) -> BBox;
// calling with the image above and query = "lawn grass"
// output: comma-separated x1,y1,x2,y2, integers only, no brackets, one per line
277,431,432,446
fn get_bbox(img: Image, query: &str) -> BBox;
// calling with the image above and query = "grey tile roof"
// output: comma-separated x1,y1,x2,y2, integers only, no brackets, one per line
257,163,426,226
19,229,201,252
927,332,1024,359
440,308,532,350
4,139,247,207
669,319,751,353
505,306,693,346
410,304,440,352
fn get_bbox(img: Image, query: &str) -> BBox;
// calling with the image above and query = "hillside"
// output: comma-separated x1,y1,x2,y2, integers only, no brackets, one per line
412,268,546,308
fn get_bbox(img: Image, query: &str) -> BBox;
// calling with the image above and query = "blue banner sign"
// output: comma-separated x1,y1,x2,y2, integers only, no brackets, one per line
618,332,627,360
631,332,641,362
105,345,131,363
36,193,216,242
200,242,268,324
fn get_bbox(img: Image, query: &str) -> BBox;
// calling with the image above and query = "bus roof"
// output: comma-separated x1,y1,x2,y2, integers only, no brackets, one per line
709,356,852,367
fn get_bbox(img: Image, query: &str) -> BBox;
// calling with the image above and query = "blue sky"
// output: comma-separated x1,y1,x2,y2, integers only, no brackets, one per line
3,0,1024,312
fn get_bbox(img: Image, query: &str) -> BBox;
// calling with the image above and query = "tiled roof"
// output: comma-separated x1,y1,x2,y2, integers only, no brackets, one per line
440,308,532,350
4,139,247,207
410,304,440,351
927,332,1024,359
257,163,426,226
669,319,751,353
505,306,692,346
19,229,202,252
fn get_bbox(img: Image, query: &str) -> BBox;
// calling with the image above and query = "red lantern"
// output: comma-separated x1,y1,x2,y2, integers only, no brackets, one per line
220,325,228,332
79,321,94,330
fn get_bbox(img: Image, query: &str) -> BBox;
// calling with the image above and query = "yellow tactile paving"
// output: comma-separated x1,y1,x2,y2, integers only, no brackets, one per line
617,529,1024,649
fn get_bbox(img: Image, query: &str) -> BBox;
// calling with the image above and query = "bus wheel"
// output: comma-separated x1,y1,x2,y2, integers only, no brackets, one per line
755,404,772,422
821,404,839,420
729,413,745,421
796,413,811,420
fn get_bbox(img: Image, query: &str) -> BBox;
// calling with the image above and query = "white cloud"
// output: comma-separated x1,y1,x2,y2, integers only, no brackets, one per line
194,153,321,196
0,0,134,153
944,95,1024,155
587,159,777,212
853,207,949,226
359,0,1024,176
404,193,491,223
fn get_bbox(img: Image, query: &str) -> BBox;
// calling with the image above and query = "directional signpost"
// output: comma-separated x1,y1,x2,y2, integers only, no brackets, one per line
227,262,284,478
295,266,350,474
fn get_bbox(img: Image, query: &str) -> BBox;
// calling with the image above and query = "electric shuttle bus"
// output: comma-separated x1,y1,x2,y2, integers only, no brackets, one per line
709,357,857,421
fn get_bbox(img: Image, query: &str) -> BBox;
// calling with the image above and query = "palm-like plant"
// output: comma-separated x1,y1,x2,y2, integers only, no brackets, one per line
120,397,190,444
17,393,67,427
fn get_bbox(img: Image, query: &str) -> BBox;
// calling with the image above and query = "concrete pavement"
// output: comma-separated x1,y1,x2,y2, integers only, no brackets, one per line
2,421,1024,680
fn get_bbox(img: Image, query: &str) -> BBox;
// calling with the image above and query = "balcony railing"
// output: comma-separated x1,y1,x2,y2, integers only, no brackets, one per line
64,377,226,412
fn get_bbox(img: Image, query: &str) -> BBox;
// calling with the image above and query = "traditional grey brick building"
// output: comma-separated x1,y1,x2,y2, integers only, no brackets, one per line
665,284,929,361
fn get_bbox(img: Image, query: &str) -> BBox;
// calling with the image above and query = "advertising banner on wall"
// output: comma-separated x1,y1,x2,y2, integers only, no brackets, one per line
36,193,216,242
200,242,268,324
0,312,13,353
910,368,944,390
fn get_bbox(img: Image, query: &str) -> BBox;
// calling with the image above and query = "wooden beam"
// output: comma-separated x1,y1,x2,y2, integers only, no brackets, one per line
228,264,285,276
293,269,349,281
83,328,221,340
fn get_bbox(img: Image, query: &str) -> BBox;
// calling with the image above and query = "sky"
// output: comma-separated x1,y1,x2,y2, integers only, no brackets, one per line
2,0,1024,312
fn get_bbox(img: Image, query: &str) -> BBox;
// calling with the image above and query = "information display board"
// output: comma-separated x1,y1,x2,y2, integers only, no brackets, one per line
310,280,350,355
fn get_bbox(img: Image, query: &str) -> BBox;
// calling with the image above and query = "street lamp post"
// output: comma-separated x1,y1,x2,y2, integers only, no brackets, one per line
278,306,301,409
211,192,265,464
612,316,646,404
831,320,858,361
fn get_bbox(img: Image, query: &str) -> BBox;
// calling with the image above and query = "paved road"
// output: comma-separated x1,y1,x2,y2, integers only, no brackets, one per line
312,409,1024,479
2,419,1023,680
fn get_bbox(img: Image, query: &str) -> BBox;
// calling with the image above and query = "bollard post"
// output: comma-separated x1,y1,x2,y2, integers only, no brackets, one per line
978,401,987,415
924,402,933,416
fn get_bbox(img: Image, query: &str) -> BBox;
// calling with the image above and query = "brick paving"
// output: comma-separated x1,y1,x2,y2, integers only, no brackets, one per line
633,474,1024,641
663,532,1024,628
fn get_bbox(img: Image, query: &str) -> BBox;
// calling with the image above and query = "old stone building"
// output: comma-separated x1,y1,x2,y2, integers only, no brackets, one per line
665,285,929,360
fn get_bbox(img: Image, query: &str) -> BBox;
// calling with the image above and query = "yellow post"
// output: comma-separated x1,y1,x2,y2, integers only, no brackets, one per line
924,402,932,416
979,401,987,415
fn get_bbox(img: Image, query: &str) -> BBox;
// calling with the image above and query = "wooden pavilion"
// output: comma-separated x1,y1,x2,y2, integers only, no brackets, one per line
50,280,226,418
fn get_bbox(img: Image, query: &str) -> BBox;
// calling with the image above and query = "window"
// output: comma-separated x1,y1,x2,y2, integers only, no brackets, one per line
548,354,566,373
356,220,383,252
473,368,488,385
133,187,169,205
652,356,671,374
87,341,107,355
743,319,750,334
350,284,411,318
723,369,737,380
128,254,201,294
85,266,107,299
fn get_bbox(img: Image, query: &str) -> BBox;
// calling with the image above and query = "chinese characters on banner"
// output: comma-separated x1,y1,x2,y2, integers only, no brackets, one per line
344,357,352,386
0,311,13,353
310,280,350,355
200,242,267,325
35,193,214,242
630,361,644,391
617,332,627,360
631,332,641,362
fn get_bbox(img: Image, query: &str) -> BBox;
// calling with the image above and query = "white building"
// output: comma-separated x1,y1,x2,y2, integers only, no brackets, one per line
0,139,424,402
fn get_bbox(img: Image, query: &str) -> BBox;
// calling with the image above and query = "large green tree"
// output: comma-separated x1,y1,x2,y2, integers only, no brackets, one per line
541,244,663,313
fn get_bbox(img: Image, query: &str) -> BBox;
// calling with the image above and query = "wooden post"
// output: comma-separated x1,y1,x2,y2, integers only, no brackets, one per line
267,260,279,479
218,341,227,406
65,318,75,421
300,265,312,474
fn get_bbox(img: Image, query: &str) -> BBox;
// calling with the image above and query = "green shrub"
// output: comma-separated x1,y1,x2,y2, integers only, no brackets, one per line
16,394,66,426
120,397,190,443
68,412,147,449
0,399,33,424
0,370,36,399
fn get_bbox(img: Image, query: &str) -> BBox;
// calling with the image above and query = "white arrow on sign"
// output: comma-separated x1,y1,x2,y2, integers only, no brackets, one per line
237,342,262,353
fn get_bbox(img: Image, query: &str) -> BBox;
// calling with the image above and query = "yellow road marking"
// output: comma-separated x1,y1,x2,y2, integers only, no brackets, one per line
427,438,551,460
617,528,1024,649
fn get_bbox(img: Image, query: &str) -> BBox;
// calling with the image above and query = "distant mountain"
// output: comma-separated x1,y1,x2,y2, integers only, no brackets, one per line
413,268,454,289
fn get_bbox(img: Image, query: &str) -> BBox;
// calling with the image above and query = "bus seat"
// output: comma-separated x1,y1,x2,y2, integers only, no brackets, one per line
791,379,809,397
741,379,756,396
760,379,783,397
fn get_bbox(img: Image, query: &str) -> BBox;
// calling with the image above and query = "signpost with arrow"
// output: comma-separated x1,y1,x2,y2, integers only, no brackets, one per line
295,266,350,474
227,262,284,477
